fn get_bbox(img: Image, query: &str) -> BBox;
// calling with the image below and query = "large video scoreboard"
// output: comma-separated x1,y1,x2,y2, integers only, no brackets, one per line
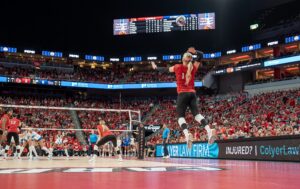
113,13,215,35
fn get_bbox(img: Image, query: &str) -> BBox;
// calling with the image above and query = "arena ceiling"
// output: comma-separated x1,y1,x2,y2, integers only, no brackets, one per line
0,0,295,57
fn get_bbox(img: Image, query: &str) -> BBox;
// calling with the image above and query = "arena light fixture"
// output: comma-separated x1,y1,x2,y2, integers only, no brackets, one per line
267,41,279,46
226,50,236,55
69,54,80,58
110,58,120,62
24,50,36,54
147,57,157,60
250,24,259,30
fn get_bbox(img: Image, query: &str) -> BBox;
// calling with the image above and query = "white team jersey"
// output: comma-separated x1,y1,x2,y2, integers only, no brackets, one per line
31,131,42,141
55,136,63,145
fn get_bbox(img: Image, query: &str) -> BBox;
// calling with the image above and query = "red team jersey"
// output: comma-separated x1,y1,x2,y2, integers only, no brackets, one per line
8,118,21,133
97,125,112,137
174,64,198,94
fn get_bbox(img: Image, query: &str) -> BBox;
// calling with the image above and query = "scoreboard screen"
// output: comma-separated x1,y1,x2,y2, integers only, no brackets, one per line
113,13,215,35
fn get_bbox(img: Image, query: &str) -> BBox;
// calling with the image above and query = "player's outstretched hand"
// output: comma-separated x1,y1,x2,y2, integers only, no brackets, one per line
151,61,157,70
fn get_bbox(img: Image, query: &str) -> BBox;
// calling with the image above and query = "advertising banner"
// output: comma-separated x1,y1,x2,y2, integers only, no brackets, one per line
156,136,300,161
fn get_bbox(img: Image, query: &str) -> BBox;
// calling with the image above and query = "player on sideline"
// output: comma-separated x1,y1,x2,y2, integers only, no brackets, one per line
122,134,130,156
89,120,122,162
3,114,22,159
151,47,217,146
88,130,98,157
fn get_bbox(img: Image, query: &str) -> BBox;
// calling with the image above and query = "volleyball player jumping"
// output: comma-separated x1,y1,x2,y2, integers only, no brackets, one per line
151,47,217,147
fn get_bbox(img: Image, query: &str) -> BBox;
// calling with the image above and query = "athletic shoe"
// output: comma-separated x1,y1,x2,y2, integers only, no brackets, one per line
48,154,53,160
89,155,96,162
206,126,217,144
118,156,123,162
208,134,217,144
165,155,170,159
15,155,21,160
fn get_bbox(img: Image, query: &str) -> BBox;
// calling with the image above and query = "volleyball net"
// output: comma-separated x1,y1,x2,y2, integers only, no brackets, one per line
0,103,146,159
0,104,141,133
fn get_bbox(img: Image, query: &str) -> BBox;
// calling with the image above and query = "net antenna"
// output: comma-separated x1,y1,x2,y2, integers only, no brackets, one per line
0,104,141,132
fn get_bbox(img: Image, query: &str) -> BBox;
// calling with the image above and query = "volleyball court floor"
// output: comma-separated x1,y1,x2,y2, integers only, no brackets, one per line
1,156,299,189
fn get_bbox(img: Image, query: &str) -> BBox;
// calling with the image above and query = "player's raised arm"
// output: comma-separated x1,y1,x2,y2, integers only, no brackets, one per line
185,61,193,85
150,61,174,73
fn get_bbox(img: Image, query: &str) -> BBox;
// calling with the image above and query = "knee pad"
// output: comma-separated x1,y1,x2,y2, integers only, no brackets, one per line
178,117,188,130
178,117,186,126
195,114,204,123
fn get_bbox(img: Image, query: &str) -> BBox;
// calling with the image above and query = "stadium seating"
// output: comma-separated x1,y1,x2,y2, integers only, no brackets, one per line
1,88,299,150
146,89,300,144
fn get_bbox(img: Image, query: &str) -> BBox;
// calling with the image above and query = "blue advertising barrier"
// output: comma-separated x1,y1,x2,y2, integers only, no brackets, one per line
156,143,219,158
155,135,300,161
